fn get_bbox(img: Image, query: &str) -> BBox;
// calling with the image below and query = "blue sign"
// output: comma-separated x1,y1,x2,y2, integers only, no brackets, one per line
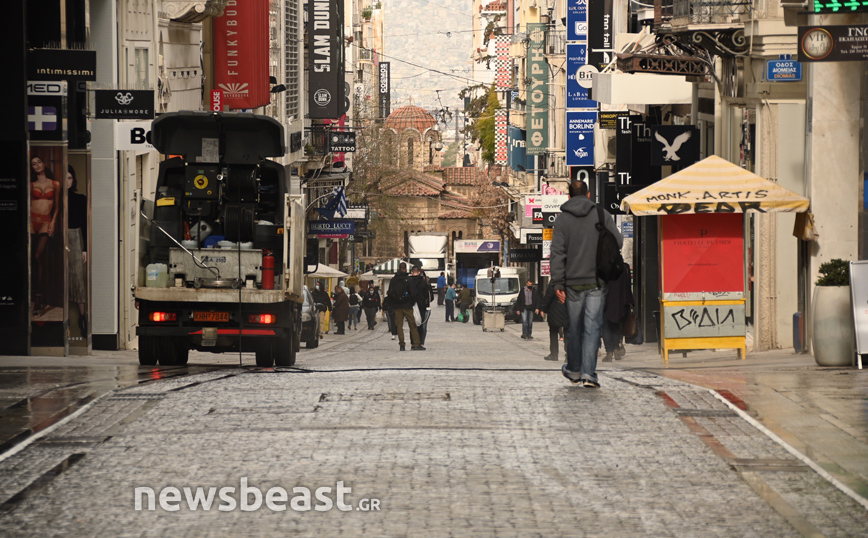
308,220,355,236
566,111,596,166
621,221,633,239
567,43,596,109
567,0,588,41
767,55,802,81
508,126,532,172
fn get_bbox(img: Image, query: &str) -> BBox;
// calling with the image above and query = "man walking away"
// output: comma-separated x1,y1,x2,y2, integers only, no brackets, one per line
539,282,567,361
515,279,540,339
409,266,430,349
436,272,447,306
457,285,472,323
311,281,332,338
444,282,456,321
332,285,350,335
602,262,634,361
361,286,381,330
550,179,623,388
387,262,421,351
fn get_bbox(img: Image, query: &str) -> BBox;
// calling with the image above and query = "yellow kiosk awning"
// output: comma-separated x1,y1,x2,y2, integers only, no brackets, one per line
620,156,810,216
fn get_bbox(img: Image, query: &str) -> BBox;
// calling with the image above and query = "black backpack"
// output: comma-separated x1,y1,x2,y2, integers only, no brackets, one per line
388,274,410,303
349,293,359,306
595,204,624,284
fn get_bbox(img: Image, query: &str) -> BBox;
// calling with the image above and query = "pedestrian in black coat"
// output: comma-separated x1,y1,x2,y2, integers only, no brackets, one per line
602,263,634,361
539,284,567,361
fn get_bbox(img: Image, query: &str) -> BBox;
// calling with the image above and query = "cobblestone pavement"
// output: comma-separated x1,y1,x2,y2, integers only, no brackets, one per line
1,314,866,537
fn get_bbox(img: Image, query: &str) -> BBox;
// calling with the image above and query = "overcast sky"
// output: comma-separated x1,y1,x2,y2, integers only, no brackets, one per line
382,0,477,116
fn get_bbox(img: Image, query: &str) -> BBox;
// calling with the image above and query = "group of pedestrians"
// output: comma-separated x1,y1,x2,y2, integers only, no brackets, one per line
385,262,432,351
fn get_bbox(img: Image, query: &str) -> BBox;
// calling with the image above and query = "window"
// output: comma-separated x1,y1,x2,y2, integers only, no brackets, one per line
134,48,149,88
407,138,414,166
285,0,300,119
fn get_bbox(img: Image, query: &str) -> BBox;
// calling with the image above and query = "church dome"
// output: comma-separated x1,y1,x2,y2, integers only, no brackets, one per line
385,105,437,133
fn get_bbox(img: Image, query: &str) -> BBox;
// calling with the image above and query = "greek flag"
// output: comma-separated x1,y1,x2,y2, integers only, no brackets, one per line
315,186,348,219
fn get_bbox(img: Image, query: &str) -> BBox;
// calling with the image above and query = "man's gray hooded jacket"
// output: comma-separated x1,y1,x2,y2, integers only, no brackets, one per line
549,196,623,290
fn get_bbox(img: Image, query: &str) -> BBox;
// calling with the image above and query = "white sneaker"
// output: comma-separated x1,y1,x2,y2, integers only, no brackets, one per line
391,335,396,340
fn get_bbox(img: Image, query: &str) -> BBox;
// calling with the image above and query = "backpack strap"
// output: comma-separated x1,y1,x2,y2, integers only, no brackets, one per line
595,204,605,287
595,203,605,232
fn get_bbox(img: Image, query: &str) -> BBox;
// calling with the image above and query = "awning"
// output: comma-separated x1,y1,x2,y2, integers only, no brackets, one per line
307,265,348,279
371,257,406,275
620,156,810,216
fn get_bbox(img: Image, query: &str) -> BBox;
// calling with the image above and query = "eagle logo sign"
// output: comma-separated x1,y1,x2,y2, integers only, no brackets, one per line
655,130,692,161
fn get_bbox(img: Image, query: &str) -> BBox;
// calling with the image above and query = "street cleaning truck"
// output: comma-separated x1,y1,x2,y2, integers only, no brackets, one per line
134,111,306,367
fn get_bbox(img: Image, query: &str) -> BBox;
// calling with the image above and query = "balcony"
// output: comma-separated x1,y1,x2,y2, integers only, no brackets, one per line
670,0,750,28
654,0,751,57
545,31,566,56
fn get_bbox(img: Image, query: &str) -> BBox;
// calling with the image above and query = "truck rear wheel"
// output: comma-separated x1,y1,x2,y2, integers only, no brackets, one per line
139,336,158,366
255,345,275,367
157,337,188,366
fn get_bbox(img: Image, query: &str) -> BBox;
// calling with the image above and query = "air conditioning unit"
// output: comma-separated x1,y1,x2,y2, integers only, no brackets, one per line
594,125,616,168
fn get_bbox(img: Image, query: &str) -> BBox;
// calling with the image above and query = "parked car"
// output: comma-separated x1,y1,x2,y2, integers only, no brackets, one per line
300,285,320,348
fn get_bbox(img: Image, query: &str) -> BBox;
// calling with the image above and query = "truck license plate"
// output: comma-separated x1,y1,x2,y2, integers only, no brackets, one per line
193,311,230,322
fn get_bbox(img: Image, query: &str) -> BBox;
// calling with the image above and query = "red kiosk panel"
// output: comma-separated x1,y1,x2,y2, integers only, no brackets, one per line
661,213,744,294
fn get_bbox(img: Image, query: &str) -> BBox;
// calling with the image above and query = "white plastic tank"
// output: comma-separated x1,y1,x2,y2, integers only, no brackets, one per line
146,263,168,287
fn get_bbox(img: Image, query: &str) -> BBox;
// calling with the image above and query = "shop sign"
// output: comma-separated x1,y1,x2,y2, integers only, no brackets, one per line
27,49,96,81
454,240,500,253
509,248,542,263
650,126,700,167
114,121,154,154
587,0,614,69
379,62,390,119
600,111,628,130
540,260,550,276
566,44,595,109
523,195,541,218
526,23,548,156
308,0,345,118
798,25,868,62
567,0,587,41
566,111,596,167
215,0,270,110
309,220,354,237
94,90,154,119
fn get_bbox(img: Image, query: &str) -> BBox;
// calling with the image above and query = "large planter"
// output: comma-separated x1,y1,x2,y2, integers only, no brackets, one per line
812,285,855,366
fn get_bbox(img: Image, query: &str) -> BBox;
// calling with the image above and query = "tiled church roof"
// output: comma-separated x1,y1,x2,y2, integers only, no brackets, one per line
384,105,437,132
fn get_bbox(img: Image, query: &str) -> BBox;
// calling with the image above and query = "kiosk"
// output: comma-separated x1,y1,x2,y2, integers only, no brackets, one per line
620,156,810,363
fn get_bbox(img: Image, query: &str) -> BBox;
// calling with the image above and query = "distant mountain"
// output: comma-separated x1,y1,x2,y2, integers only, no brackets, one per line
383,0,474,115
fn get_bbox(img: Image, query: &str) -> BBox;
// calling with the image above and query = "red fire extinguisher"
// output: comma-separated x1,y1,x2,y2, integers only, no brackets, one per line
262,251,274,290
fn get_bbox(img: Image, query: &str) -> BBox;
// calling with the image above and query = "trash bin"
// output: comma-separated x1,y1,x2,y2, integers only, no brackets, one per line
483,309,505,332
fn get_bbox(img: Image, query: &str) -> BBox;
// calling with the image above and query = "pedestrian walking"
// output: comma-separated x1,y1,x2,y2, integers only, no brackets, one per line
457,285,472,323
382,293,398,340
550,179,623,388
386,262,422,351
539,283,567,361
361,286,381,330
411,266,431,347
347,286,361,330
311,281,332,337
602,262,634,361
332,285,350,335
514,279,540,339
444,283,456,321
436,271,447,306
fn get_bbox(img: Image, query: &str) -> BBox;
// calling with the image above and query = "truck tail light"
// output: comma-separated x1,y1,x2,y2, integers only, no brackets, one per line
149,312,177,322
249,314,277,325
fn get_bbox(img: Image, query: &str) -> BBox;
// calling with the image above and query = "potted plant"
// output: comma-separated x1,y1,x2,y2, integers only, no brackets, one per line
812,259,855,366
362,7,373,20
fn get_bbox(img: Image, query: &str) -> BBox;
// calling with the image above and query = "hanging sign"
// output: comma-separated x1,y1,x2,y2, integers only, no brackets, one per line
566,43,596,109
309,220,354,237
308,0,345,118
566,111,596,166
27,49,96,81
587,0,614,68
526,23,549,156
509,248,542,262
94,90,154,119
567,0,588,41
379,62,390,119
214,0,270,110
650,126,700,167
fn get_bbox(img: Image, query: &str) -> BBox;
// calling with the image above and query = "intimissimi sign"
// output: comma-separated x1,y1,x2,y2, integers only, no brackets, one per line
214,0,269,110
308,0,344,119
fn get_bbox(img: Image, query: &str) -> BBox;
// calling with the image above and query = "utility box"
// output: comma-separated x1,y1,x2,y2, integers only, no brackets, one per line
483,310,505,332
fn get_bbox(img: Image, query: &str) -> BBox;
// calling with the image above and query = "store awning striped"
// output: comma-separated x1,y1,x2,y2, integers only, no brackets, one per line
620,155,810,216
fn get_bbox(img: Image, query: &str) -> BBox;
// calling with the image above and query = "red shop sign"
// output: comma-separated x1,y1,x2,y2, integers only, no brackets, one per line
213,0,269,110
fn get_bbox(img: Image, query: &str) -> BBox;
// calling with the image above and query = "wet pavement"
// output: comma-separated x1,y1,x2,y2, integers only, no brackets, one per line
0,315,865,536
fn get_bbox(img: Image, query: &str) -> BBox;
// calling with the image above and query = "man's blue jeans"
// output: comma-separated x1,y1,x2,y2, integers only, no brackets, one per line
565,286,607,382
521,309,534,337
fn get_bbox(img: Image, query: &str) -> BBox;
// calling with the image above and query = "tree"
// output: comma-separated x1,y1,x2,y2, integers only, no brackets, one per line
472,85,499,164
